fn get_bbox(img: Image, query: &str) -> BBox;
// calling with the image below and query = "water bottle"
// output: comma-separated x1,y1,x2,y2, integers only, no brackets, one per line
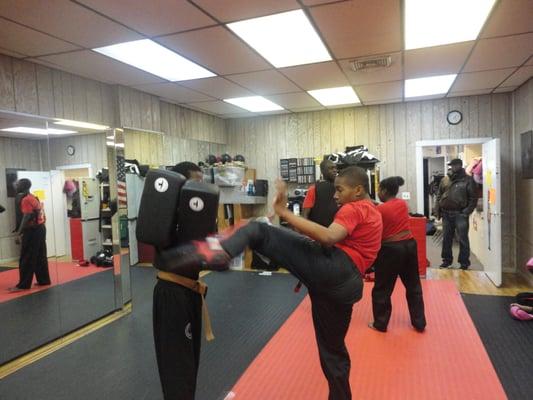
293,202,300,216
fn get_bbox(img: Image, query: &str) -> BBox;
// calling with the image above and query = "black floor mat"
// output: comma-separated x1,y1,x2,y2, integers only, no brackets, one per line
462,293,533,400
0,266,14,272
0,268,306,400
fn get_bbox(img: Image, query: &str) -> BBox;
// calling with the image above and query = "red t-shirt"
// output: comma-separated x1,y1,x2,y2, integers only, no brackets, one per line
377,198,413,240
333,199,383,274
20,194,45,225
302,185,316,208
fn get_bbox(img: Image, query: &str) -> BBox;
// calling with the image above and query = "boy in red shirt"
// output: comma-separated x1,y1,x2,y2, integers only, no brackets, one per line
370,176,426,333
9,178,50,292
157,166,383,400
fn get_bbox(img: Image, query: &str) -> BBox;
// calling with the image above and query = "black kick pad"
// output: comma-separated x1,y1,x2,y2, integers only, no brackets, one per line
136,169,186,248
177,180,219,243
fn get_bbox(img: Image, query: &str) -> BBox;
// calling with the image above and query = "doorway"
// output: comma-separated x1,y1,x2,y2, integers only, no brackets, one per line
415,138,502,287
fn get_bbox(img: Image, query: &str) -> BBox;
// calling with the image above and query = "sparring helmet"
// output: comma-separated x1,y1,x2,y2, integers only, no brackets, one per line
234,154,245,163
221,153,232,164
206,154,217,165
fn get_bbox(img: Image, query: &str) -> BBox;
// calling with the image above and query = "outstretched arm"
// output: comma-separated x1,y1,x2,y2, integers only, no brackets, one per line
272,179,346,247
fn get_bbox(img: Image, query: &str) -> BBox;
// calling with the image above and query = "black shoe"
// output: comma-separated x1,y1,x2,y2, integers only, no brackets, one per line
368,322,387,332
460,265,470,270
439,262,451,269
414,325,426,333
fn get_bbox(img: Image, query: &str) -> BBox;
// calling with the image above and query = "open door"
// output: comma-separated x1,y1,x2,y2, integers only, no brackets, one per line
482,138,502,286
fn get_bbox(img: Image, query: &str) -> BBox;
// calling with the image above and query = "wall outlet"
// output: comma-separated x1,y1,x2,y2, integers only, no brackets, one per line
401,191,410,200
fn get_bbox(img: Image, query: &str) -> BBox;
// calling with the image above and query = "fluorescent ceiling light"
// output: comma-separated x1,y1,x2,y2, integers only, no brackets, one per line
55,119,109,130
307,86,360,107
405,74,457,98
106,141,114,146
1,127,76,135
224,96,284,112
93,39,215,81
405,0,496,50
227,10,331,68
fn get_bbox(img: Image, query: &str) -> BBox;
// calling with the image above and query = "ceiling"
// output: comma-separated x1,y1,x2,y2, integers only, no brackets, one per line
0,0,532,119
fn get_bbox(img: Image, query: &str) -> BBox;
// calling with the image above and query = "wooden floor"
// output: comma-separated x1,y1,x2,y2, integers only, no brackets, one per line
426,267,531,296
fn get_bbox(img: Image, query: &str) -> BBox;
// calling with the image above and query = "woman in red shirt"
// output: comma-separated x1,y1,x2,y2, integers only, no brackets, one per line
369,176,426,333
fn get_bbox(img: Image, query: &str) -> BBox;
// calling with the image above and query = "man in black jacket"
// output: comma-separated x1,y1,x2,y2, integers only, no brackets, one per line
435,159,477,269
302,159,339,226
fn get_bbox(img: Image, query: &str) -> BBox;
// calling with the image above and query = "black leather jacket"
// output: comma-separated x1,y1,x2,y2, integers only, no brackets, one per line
436,169,477,215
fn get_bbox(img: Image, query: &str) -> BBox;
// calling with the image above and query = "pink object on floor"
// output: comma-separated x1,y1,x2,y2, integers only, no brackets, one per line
526,257,533,271
510,305,533,321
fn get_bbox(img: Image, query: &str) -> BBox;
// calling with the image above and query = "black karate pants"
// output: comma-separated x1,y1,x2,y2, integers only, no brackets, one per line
371,238,426,331
153,279,202,400
222,222,363,400
17,224,50,289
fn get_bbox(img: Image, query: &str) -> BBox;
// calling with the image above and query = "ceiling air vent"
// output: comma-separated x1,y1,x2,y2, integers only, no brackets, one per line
350,56,392,72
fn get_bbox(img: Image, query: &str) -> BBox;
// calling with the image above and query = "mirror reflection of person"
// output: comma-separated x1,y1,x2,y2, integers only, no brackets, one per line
8,179,50,292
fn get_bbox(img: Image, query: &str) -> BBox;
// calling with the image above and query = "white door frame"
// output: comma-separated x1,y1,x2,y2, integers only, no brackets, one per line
415,138,493,214
55,163,93,178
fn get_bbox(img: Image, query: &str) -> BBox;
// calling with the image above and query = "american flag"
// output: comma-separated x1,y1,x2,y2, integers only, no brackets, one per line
117,155,128,207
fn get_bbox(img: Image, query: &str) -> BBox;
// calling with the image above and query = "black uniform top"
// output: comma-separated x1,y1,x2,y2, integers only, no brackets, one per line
306,181,339,227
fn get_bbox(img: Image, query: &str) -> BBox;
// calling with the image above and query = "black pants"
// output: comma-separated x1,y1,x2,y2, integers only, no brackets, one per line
17,224,50,289
222,222,363,400
371,239,426,331
153,279,202,400
441,210,470,266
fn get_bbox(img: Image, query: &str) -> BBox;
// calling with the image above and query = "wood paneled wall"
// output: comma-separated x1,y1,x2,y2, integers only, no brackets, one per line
124,129,164,167
160,101,226,144
118,86,160,133
0,137,42,261
162,136,227,167
41,133,108,173
226,93,515,270
0,55,116,126
513,78,533,281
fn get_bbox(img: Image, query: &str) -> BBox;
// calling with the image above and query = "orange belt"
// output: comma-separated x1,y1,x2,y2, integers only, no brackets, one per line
157,271,215,341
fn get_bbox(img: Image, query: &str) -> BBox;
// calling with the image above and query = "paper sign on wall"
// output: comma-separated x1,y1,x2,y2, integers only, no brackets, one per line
489,188,496,205
485,170,492,187
32,190,45,200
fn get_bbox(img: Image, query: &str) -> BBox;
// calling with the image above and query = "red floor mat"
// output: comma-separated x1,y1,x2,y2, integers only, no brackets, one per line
0,261,109,304
229,280,506,400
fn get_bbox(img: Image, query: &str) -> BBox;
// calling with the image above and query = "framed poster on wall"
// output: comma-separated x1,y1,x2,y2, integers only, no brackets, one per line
521,130,533,179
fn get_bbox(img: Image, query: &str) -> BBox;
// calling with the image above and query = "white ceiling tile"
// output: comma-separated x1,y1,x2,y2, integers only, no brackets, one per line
404,94,446,102
447,89,494,97
451,68,517,92
355,81,402,104
480,0,533,38
493,86,518,93
185,100,244,115
180,77,254,99
258,110,291,116
290,106,326,113
77,0,216,37
309,0,402,59
340,52,402,85
279,61,348,90
463,33,533,72
404,42,474,79
132,82,215,103
0,46,27,58
0,0,142,48
0,19,80,57
191,0,299,23
38,50,164,86
499,66,533,88
301,0,341,5
227,70,301,95
363,98,401,106
266,92,322,109
157,26,271,75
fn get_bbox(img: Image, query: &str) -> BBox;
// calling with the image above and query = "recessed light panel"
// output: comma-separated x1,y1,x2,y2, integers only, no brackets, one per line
55,119,110,130
227,10,331,68
223,96,284,112
404,74,457,98
405,0,496,50
1,127,76,135
93,39,215,81
307,86,360,106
